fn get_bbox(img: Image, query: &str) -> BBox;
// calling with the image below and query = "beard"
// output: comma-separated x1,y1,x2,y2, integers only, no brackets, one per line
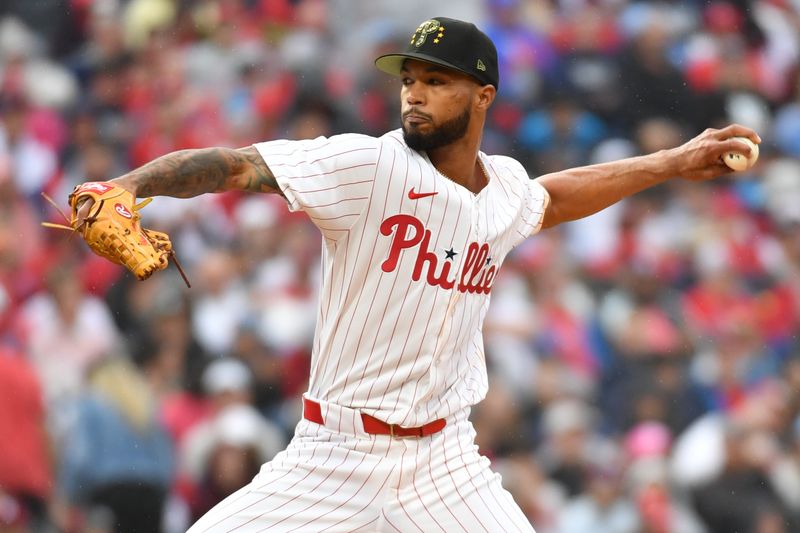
402,106,471,151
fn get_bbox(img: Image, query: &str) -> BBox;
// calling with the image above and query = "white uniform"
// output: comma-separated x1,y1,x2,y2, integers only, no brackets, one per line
189,129,549,532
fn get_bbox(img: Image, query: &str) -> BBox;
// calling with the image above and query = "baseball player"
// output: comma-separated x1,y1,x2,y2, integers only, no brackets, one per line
68,16,759,533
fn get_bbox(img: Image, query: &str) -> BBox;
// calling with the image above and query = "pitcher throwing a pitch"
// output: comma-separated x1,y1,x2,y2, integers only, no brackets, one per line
67,17,759,532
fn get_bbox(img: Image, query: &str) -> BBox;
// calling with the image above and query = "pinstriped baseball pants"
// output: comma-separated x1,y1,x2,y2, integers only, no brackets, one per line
187,397,535,532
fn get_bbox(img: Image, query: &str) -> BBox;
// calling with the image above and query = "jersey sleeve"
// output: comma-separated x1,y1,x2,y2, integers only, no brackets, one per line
253,134,380,239
520,178,550,237
503,158,550,247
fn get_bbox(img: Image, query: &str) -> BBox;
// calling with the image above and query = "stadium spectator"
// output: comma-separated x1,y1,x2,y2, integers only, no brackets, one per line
58,356,174,533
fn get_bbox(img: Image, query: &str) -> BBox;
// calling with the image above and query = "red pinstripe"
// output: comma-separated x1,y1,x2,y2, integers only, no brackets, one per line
425,400,475,532
475,464,527,531
311,143,385,401
377,156,448,412
353,151,442,405
386,165,465,422
310,458,392,532
454,421,508,532
312,243,332,376
395,444,427,533
307,211,361,222
341,150,410,406
332,149,397,407
416,282,471,422
410,441,449,533
313,146,385,369
343,516,380,533
477,465,531,532
198,425,325,531
307,144,380,392
289,162,375,180
262,136,378,160
302,196,369,209
439,411,491,533
208,422,313,515
362,151,419,404
270,147,377,168
226,444,344,532
420,218,486,419
314,226,354,233
255,449,363,531
491,162,513,203
313,232,343,382
220,434,332,527
484,175,501,241
435,304,475,404
381,510,403,532
425,437,469,532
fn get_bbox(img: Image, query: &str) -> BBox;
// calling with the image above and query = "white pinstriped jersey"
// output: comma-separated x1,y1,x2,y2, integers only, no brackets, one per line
254,129,549,428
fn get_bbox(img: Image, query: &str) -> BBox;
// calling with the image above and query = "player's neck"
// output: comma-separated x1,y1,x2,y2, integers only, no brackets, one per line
428,137,486,194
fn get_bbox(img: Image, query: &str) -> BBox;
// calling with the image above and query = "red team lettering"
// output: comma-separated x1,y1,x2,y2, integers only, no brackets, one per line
380,214,496,294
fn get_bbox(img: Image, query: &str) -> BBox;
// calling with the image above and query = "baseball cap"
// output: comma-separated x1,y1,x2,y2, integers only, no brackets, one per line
375,17,499,89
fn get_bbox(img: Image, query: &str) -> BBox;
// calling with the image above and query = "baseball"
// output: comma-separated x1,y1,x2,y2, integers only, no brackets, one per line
723,136,759,171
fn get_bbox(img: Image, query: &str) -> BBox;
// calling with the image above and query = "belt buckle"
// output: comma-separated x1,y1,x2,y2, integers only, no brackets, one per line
389,423,419,439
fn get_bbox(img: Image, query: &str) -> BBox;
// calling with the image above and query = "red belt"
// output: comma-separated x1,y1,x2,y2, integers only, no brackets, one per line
303,397,446,438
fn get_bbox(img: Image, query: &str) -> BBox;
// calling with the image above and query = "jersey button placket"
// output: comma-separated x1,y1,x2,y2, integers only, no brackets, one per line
423,188,472,406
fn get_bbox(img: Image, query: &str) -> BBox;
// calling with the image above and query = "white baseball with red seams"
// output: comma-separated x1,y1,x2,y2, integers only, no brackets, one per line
188,130,548,532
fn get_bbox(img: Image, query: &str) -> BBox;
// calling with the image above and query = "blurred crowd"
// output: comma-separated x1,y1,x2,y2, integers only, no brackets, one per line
1,0,800,531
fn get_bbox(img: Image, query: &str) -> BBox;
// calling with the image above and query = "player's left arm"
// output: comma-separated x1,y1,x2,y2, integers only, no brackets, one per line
535,124,760,229
113,146,282,198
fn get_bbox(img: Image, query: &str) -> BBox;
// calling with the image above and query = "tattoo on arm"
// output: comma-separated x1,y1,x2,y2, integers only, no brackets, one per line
237,146,282,195
119,146,283,198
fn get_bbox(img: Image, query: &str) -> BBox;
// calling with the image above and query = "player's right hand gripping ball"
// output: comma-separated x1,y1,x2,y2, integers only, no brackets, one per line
67,182,171,280
723,137,759,172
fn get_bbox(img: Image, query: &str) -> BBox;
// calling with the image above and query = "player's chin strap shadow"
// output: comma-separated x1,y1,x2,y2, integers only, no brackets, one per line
39,191,192,289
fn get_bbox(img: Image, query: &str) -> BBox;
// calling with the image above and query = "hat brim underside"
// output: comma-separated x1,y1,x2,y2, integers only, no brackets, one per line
375,53,485,85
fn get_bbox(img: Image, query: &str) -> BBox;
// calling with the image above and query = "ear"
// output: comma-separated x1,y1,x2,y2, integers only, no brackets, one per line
474,84,496,112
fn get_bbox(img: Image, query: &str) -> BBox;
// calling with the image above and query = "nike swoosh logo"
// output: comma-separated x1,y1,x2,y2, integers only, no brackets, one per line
408,188,438,200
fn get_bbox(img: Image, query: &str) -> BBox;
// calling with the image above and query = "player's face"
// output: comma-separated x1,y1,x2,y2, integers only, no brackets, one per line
400,60,477,151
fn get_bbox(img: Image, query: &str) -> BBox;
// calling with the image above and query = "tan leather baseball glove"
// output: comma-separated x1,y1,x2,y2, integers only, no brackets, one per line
42,182,190,286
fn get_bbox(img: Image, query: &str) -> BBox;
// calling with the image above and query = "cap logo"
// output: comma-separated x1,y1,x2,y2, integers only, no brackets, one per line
477,59,486,71
411,19,442,47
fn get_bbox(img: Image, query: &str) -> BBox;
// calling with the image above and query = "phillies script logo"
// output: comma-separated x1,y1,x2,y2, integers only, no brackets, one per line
380,214,496,294
114,203,133,218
